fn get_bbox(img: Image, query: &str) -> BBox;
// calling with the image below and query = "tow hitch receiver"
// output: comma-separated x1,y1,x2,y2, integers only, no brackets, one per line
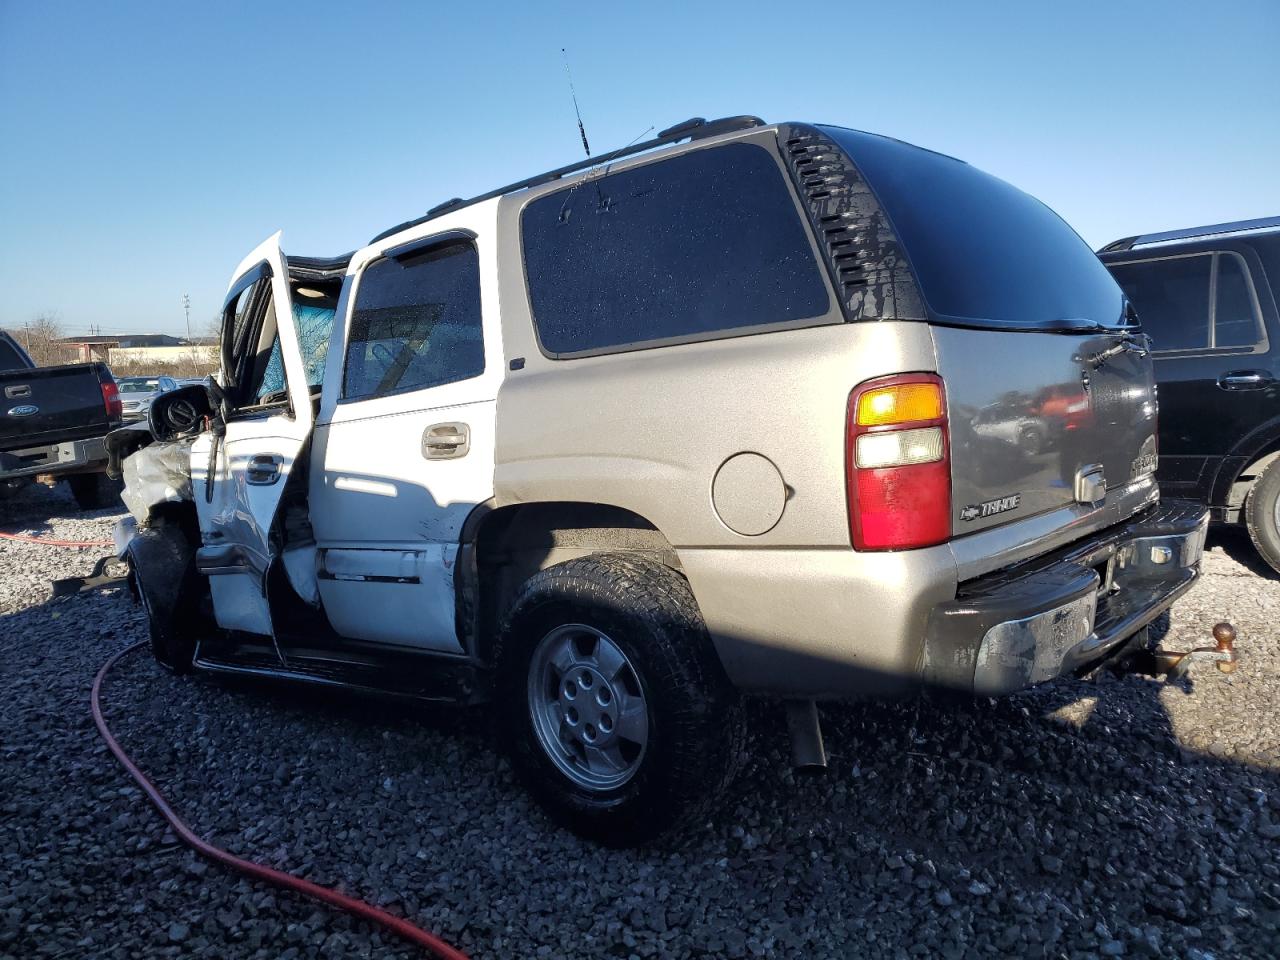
1129,622,1239,680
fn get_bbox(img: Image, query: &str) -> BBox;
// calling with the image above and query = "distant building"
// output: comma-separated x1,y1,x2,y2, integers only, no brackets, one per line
58,334,214,367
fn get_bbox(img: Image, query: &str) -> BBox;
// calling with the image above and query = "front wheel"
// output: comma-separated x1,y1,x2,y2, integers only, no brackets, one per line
495,554,744,846
1245,458,1280,576
128,521,205,673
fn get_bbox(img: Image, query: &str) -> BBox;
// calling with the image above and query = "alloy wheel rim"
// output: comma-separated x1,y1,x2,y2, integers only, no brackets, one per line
527,623,649,791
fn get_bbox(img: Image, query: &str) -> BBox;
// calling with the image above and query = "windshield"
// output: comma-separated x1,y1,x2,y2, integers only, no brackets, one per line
257,298,338,399
820,126,1127,331
118,378,160,394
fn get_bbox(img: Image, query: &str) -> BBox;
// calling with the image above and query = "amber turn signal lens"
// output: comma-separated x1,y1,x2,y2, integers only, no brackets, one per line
855,382,943,426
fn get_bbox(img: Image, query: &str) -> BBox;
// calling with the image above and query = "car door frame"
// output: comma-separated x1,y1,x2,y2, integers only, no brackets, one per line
192,232,316,638
305,200,504,656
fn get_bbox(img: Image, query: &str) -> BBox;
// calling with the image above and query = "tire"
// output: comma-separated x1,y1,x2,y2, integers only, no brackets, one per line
129,521,203,674
67,472,122,510
494,553,745,846
1019,425,1044,456
1245,458,1280,576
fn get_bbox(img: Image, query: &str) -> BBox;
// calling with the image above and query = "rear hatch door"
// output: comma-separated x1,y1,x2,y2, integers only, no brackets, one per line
935,325,1157,533
821,126,1158,542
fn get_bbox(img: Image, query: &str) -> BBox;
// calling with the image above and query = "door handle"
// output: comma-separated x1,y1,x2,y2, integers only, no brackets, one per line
422,421,470,459
4,385,31,399
246,453,282,485
1217,370,1275,391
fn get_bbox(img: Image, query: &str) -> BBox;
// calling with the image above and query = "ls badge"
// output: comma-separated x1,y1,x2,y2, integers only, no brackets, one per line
960,493,1021,522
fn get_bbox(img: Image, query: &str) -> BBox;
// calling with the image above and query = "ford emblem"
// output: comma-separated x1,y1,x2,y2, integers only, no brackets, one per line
6,404,39,417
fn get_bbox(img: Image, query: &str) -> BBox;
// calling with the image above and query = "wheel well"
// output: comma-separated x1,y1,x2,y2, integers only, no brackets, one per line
1227,446,1280,517
147,500,201,545
462,502,679,664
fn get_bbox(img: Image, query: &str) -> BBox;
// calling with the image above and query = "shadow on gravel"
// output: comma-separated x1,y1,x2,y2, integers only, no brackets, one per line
84,633,1280,957
5,577,1278,957
0,477,123,534
4,481,1278,957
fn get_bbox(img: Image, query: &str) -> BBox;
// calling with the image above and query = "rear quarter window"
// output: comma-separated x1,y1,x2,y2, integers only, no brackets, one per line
0,338,27,371
520,142,830,357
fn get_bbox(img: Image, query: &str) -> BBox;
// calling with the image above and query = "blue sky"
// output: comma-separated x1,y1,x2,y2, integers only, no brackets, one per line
1,0,1277,338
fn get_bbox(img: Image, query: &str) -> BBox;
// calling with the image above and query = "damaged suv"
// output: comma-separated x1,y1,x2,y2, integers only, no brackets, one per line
116,115,1207,844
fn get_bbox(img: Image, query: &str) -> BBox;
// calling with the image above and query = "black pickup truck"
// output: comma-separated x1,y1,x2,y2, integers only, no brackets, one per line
0,331,123,508
1100,215,1280,573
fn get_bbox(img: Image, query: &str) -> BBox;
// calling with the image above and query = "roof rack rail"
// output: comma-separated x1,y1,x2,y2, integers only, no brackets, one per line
369,115,766,244
1099,215,1280,254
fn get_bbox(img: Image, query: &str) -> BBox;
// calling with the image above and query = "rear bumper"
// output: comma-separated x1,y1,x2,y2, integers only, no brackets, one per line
0,437,109,479
923,500,1208,695
682,500,1206,699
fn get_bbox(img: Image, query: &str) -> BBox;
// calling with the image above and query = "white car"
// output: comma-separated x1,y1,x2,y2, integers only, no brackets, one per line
116,375,178,422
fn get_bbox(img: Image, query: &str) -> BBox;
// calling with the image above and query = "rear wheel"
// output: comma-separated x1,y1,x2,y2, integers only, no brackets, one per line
67,472,121,510
1245,458,1280,575
495,554,744,846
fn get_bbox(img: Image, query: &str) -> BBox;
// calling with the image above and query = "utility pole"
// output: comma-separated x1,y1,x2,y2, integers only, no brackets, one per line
183,293,195,370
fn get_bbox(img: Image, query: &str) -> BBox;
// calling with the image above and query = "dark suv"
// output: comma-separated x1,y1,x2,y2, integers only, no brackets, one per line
1100,216,1280,572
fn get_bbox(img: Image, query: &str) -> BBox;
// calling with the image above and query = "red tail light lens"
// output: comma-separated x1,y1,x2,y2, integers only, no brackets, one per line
847,373,951,551
101,381,122,420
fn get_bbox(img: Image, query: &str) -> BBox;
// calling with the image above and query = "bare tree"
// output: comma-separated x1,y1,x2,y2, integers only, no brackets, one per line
2,313,73,366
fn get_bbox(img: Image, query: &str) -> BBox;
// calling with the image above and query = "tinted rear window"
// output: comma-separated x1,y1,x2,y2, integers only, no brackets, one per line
820,127,1125,330
521,142,830,356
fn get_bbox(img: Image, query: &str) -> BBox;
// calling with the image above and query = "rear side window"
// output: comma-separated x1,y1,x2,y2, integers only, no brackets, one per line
1107,252,1261,352
521,142,830,356
1215,254,1260,348
0,338,26,371
820,126,1126,330
343,241,484,400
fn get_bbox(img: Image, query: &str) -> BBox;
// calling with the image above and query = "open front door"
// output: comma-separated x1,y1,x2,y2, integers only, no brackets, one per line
192,232,314,637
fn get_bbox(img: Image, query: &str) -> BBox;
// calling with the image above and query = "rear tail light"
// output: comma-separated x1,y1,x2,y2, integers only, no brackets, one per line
847,374,950,551
101,381,122,419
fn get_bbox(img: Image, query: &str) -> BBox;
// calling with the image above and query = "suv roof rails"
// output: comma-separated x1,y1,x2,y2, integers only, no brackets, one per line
369,115,766,244
1099,215,1280,253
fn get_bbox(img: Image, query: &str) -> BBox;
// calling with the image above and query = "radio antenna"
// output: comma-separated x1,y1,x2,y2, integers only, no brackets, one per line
561,48,591,158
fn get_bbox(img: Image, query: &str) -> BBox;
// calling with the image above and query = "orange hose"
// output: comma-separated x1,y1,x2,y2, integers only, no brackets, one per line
91,642,469,960
0,531,114,548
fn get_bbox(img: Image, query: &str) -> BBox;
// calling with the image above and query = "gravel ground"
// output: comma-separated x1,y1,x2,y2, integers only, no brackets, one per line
2,480,1278,959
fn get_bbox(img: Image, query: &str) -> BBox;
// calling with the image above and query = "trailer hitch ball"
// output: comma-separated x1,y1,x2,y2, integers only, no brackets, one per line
1212,622,1238,674
1133,620,1241,679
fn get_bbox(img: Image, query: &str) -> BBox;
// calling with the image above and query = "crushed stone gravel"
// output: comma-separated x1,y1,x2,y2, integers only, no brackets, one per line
2,480,1278,958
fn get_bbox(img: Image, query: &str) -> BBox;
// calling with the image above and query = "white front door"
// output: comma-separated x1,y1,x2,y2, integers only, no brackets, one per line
192,233,314,636
308,207,503,653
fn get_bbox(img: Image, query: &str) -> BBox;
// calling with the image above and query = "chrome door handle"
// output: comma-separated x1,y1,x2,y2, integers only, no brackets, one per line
246,454,282,485
422,422,470,459
1217,370,1274,391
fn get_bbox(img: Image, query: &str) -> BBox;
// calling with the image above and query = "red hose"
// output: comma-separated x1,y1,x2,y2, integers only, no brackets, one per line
0,531,114,548
92,642,469,960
